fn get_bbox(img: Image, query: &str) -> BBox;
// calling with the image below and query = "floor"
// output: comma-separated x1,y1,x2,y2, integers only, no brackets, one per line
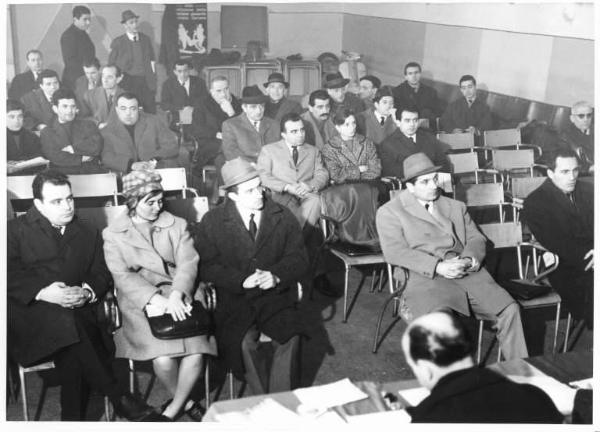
5,250,592,422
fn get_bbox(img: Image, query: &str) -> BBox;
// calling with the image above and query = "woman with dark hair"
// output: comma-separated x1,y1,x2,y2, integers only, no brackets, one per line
321,108,382,184
102,167,216,421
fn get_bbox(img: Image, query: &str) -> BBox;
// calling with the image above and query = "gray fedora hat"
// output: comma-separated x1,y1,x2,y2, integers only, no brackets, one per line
121,10,139,23
220,157,259,190
403,152,442,182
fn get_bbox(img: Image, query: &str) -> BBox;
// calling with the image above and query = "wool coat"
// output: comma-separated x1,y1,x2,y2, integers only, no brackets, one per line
103,209,216,360
379,129,451,178
7,127,42,161
81,86,124,125
356,108,397,145
264,97,304,124
376,189,514,317
321,133,381,184
300,111,337,150
440,97,494,133
21,88,56,130
7,207,112,366
40,117,105,174
523,179,594,323
9,70,37,101
60,24,96,91
222,113,280,163
108,33,157,90
100,111,179,173
560,122,595,175
191,198,309,378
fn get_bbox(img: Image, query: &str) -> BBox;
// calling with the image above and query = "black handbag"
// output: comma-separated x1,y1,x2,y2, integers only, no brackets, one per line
500,279,552,301
96,289,122,334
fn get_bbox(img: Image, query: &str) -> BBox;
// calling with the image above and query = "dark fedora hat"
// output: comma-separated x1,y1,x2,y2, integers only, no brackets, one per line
220,157,259,190
402,152,442,182
121,9,139,23
323,72,350,89
241,85,267,104
263,72,289,88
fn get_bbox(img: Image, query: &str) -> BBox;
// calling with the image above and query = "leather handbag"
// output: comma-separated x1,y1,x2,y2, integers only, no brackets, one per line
96,289,122,334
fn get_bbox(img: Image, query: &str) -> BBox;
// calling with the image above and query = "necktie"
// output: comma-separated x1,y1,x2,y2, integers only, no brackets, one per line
107,93,113,109
52,225,64,237
411,135,416,144
292,146,299,166
133,35,138,42
248,213,257,240
567,192,579,212
380,116,386,126
253,121,260,131
467,99,474,108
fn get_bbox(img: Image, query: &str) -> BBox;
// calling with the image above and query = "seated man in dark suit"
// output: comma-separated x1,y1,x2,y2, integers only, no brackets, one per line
74,57,101,109
21,69,60,132
160,58,209,134
356,86,398,146
440,75,493,135
403,311,562,423
9,49,45,101
263,72,303,123
324,72,365,115
8,170,157,421
6,99,47,175
101,92,180,173
81,64,124,129
523,148,594,328
192,158,309,395
560,101,594,175
358,74,381,111
379,106,450,178
40,88,104,174
393,61,442,131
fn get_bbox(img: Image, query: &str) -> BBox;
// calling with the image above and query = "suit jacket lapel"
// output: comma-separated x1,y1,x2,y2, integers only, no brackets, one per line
223,201,256,249
254,203,280,253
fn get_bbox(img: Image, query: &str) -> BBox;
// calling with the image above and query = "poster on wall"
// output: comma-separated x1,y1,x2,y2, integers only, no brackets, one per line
160,3,207,72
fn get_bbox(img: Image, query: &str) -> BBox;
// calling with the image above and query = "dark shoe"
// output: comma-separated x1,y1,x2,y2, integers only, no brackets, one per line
185,400,206,421
112,393,156,421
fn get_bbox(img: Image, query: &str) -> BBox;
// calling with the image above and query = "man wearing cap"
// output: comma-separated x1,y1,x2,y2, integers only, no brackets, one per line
379,106,450,178
101,92,180,173
263,73,303,123
324,72,365,115
300,89,337,150
358,75,381,110
257,112,329,228
109,10,157,114
376,153,528,360
60,5,96,91
356,85,397,146
222,85,280,164
192,158,309,395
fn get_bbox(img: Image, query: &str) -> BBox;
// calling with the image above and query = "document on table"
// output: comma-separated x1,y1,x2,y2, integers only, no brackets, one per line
293,378,368,409
507,374,577,415
9,156,49,171
214,398,300,423
569,377,593,390
346,409,412,425
397,386,430,406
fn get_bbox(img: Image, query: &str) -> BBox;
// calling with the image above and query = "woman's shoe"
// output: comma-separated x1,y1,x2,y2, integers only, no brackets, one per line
185,400,206,421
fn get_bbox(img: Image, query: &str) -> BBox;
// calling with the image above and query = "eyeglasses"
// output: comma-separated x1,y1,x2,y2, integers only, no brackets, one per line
575,113,593,119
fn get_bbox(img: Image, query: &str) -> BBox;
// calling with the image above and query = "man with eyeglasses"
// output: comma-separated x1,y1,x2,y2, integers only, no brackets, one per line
560,101,594,175
192,158,309,395
376,153,528,360
440,75,493,135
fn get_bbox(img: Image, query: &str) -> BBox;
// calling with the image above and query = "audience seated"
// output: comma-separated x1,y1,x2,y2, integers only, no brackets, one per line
440,74,493,134
322,108,381,184
379,107,450,179
9,49,44,101
222,85,280,164
160,58,209,132
102,168,216,421
192,158,309,396
358,74,381,110
263,72,303,123
60,5,95,91
402,311,562,423
7,170,157,421
376,153,528,360
356,85,398,146
559,101,594,175
393,61,442,131
324,72,365,115
21,69,60,132
81,64,124,129
6,99,46,175
257,112,329,228
40,88,104,174
101,92,180,173
523,148,594,328
74,57,101,109
301,89,337,150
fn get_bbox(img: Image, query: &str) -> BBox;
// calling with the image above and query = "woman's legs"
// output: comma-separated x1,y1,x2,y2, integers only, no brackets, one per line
152,354,204,419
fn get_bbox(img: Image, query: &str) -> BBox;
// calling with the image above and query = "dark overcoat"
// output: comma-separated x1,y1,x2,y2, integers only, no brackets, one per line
60,24,96,91
21,88,56,130
9,70,37,101
108,33,157,90
7,207,112,366
191,198,309,378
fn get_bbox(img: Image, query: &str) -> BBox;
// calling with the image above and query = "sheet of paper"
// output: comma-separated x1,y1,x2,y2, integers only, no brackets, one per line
346,409,412,425
293,378,367,409
398,386,430,406
215,398,300,424
569,377,593,390
10,156,49,170
507,374,577,415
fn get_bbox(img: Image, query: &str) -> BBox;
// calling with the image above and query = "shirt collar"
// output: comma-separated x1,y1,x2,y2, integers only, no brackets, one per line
235,204,262,229
126,31,139,41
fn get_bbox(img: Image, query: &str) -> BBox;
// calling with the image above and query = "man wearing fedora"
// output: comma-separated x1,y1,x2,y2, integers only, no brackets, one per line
108,10,157,114
222,85,280,164
324,72,365,116
192,158,309,395
376,153,528,360
263,73,303,123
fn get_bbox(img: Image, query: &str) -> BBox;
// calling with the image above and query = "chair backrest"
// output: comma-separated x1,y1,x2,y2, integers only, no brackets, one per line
436,132,475,150
511,176,546,199
155,167,189,197
456,183,505,207
203,64,243,97
448,152,479,174
479,222,523,249
7,175,36,200
163,196,210,223
483,128,522,148
491,149,534,170
284,60,321,97
244,59,282,88
76,205,127,231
